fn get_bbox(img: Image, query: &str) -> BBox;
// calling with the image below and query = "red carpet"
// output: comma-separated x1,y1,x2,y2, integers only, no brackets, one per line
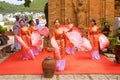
0,51,120,74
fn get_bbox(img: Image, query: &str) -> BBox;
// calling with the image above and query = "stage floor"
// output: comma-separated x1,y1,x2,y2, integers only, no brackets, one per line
0,36,119,80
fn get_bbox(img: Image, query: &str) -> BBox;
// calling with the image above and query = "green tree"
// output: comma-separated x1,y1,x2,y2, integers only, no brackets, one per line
0,0,48,14
24,0,31,7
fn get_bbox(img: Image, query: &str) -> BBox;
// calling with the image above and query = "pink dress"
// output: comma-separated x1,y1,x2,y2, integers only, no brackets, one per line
88,27,100,60
51,27,66,71
18,28,35,60
29,26,40,55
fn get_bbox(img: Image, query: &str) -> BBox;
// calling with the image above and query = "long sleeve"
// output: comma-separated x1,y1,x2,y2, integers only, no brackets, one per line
52,32,55,38
13,21,20,35
28,29,31,36
18,29,21,37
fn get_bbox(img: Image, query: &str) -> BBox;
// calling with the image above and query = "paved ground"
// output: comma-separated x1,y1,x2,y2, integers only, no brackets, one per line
0,36,120,80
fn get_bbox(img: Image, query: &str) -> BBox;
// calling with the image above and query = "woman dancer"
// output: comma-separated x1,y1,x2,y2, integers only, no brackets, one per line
51,19,66,71
65,18,76,54
29,20,40,55
88,19,100,60
17,19,35,60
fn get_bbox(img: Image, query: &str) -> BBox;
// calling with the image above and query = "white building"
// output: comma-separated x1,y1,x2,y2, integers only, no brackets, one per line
0,14,3,21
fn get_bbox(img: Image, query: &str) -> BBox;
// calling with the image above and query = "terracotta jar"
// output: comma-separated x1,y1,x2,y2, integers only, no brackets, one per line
42,56,56,78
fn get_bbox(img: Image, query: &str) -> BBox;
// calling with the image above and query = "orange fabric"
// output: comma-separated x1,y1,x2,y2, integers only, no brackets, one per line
29,26,37,33
53,31,66,59
65,37,74,47
88,27,100,50
18,27,32,50
64,24,77,48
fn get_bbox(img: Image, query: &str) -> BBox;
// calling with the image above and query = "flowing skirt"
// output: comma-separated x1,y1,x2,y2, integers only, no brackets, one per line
91,50,100,60
15,35,35,60
31,46,39,55
65,46,75,55
21,49,35,60
56,59,66,71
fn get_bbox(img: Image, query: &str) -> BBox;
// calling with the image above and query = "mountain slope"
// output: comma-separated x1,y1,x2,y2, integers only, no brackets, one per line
0,0,48,14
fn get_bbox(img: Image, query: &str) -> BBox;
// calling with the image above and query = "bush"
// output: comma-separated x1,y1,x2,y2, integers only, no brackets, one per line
4,21,14,25
0,25,7,33
107,34,120,53
114,27,120,37
100,18,113,36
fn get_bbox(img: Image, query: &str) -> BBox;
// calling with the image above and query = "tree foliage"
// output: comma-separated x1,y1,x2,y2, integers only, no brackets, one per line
24,0,31,7
0,0,48,14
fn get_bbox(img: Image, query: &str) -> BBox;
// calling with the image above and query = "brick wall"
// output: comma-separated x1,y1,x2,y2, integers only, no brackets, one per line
48,0,114,33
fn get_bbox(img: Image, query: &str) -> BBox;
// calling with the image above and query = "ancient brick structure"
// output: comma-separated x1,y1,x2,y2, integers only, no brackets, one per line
48,0,114,35
115,0,120,17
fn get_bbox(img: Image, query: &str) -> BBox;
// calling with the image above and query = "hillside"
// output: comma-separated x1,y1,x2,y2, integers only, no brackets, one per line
0,0,120,17
0,0,48,14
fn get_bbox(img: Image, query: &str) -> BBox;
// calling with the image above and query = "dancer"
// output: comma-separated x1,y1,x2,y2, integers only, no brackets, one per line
35,19,44,51
29,20,41,55
38,26,49,52
64,18,90,52
29,20,37,32
16,19,35,60
64,18,75,54
88,19,100,60
51,19,66,71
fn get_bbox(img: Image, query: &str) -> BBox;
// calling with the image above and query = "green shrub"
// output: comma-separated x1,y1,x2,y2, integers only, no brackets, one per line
4,21,14,25
0,25,7,33
100,18,113,36
114,27,120,37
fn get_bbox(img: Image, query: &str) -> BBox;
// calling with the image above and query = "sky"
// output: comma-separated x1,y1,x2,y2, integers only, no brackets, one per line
0,0,25,5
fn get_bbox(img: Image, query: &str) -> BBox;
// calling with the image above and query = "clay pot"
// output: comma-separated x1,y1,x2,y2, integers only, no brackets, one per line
42,56,56,78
